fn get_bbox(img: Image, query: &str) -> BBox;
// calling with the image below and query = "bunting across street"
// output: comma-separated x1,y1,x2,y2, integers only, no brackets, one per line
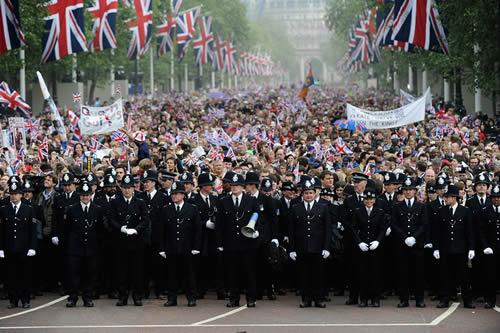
0,0,25,55
88,0,119,52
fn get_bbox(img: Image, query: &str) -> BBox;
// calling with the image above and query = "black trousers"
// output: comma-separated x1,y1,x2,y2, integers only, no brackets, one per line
67,255,97,302
397,246,425,302
297,253,324,303
6,253,32,305
257,243,275,296
425,247,440,295
116,243,144,301
345,241,359,301
197,252,225,296
358,250,382,302
225,250,257,303
381,234,397,293
167,254,196,302
483,253,500,306
152,248,167,296
439,253,472,304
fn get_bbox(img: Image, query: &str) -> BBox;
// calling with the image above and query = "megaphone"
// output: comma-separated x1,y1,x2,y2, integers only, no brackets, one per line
241,213,259,239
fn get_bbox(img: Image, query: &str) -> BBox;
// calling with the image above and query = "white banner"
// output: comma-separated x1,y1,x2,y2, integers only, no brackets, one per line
347,88,429,129
79,99,124,135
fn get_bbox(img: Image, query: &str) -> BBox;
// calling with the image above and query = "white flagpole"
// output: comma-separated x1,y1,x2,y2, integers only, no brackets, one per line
211,71,215,89
170,51,174,91
110,49,115,98
184,63,188,92
72,55,77,83
150,48,154,96
19,49,26,100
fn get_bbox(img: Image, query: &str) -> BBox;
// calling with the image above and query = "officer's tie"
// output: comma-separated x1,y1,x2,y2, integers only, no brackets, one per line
480,197,484,206
176,205,180,214
235,197,239,208
148,193,152,201
205,197,210,208
307,202,311,213
84,205,88,214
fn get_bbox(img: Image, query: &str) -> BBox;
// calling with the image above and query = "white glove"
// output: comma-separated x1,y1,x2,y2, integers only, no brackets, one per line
120,226,128,234
191,250,200,255
369,240,380,251
424,243,433,249
217,247,224,252
27,249,36,257
251,230,260,239
433,250,440,260
358,242,369,252
385,227,391,236
405,237,416,247
322,250,330,259
206,221,216,230
271,239,279,247
126,228,138,236
51,237,59,246
289,251,297,261
0,250,4,258
283,236,289,243
468,250,475,260
483,247,494,255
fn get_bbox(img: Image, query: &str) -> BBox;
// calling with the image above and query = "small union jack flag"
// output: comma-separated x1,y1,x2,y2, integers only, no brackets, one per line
38,140,49,161
89,136,103,151
88,0,118,52
0,0,25,55
0,81,30,117
111,130,128,144
72,92,81,103
335,137,353,155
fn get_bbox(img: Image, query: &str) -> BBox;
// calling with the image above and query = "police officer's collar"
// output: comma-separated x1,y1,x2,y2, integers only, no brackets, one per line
175,200,184,210
147,188,157,198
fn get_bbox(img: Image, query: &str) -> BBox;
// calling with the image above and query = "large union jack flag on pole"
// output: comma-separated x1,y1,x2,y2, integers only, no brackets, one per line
391,0,449,55
41,0,88,63
176,6,200,61
0,0,25,55
212,35,226,72
88,0,118,52
224,38,237,74
156,14,176,57
127,0,153,59
193,16,214,66
171,0,182,15
0,81,30,117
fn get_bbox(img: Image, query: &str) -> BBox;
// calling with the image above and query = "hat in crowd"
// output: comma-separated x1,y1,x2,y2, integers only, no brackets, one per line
473,172,490,186
311,177,322,190
261,178,273,192
170,181,186,194
223,171,236,183
230,173,245,186
401,177,417,190
383,172,397,185
302,179,315,192
298,175,312,187
362,188,377,199
435,176,448,189
104,167,117,177
7,182,23,194
180,172,194,184
121,174,135,188
132,131,146,142
141,170,158,182
281,181,295,192
427,183,436,194
245,172,260,185
198,172,215,187
321,187,335,197
84,172,98,185
352,172,369,182
490,183,500,198
78,182,93,196
159,169,176,181
436,172,449,182
60,173,76,186
23,180,35,193
8,176,21,185
443,184,460,197
395,173,407,185
103,174,117,187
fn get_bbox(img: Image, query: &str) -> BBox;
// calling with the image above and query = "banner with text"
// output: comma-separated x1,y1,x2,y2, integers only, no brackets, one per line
347,88,429,129
79,99,124,135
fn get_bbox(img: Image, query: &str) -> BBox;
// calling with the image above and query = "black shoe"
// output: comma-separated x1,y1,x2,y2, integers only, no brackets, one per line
397,301,409,308
416,302,426,308
463,302,475,309
436,302,449,308
380,294,387,300
371,301,380,308
116,299,127,306
187,300,196,307
277,289,286,296
164,300,177,307
7,302,18,309
299,301,312,308
226,301,239,307
484,303,494,309
108,292,118,299
314,301,326,308
359,300,368,308
83,301,94,307
247,302,256,308
345,298,358,305
66,301,77,308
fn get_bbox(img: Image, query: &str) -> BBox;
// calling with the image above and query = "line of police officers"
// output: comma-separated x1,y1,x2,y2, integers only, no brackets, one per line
0,168,499,309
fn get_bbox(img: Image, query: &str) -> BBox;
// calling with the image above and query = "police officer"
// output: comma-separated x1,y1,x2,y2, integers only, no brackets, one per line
289,180,331,308
0,182,37,309
179,172,196,202
216,173,259,308
277,181,296,293
82,173,99,202
425,182,441,299
109,174,150,306
391,177,428,308
433,184,475,309
478,183,500,309
54,182,105,307
158,169,176,197
159,181,201,307
351,188,387,307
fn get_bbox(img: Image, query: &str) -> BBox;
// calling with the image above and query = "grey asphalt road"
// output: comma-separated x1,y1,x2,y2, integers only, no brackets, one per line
0,293,498,333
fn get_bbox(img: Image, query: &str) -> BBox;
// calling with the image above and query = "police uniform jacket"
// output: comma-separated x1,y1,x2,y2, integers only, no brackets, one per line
251,192,279,243
427,198,445,244
191,193,217,255
433,205,474,254
159,202,201,255
108,196,149,248
0,202,37,254
350,206,387,246
478,205,500,252
52,192,79,240
139,190,169,249
391,200,428,248
289,201,332,254
278,197,294,240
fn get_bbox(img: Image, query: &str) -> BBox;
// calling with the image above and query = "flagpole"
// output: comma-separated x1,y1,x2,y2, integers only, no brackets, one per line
199,61,203,89
170,51,174,91
110,49,115,98
211,70,215,89
150,48,154,96
184,63,188,92
220,72,224,89
234,75,238,90
72,55,77,83
19,49,26,100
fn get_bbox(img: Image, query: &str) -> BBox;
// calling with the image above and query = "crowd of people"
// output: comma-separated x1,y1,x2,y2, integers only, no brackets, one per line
0,84,499,310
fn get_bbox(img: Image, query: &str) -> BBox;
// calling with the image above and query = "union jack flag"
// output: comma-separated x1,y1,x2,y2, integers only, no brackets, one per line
71,127,82,144
24,119,40,137
72,92,81,103
391,0,449,55
37,140,49,161
127,0,152,59
89,136,103,151
176,6,200,60
0,81,30,117
41,0,88,63
111,130,128,144
67,109,79,126
225,147,236,161
335,137,353,155
212,35,226,72
0,0,25,55
171,0,182,15
88,0,118,52
224,39,237,73
193,16,214,66
156,14,176,57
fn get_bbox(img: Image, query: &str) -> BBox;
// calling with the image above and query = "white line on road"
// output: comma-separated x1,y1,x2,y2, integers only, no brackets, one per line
430,302,460,326
494,306,500,313
190,304,248,326
0,295,67,321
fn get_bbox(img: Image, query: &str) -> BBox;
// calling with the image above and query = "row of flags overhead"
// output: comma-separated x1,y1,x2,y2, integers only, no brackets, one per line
0,0,276,77
339,0,449,73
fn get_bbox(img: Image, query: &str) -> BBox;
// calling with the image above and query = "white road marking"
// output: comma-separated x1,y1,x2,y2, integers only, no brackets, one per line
0,296,67,321
493,306,500,313
190,304,248,326
430,302,460,326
